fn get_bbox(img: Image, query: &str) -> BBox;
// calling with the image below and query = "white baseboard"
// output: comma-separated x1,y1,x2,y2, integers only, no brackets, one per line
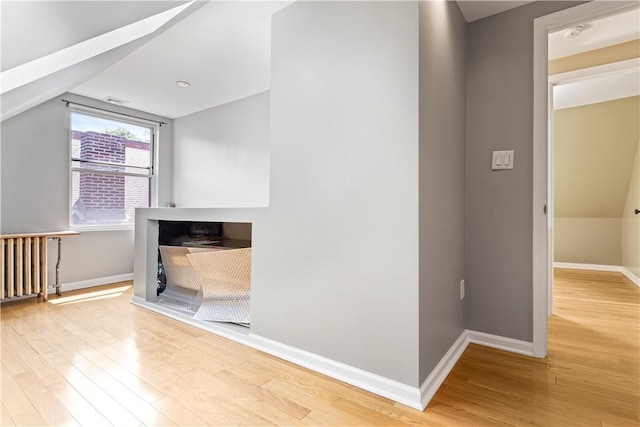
554,262,620,272
55,273,134,292
621,267,640,287
131,297,423,410
417,329,533,409
130,298,537,412
249,334,423,411
554,263,640,287
419,331,468,409
465,330,534,357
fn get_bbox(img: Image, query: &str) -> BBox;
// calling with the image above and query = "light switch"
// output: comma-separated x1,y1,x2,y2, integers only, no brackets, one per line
492,150,514,170
493,151,502,166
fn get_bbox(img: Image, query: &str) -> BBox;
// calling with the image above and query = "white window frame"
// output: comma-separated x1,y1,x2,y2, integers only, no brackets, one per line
68,105,158,231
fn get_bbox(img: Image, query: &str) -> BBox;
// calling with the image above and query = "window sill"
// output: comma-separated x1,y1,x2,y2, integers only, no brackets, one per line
70,225,135,232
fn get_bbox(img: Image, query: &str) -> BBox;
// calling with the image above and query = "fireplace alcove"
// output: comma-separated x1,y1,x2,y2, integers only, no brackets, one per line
154,219,252,327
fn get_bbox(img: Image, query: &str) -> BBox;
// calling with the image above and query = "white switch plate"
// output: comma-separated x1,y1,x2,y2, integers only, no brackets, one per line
492,150,514,170
460,280,465,300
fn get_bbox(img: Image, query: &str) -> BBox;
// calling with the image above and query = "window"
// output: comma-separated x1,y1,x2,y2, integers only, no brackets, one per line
70,109,155,229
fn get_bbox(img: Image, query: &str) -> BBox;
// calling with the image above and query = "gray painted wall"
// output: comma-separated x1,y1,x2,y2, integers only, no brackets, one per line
418,0,467,382
256,0,420,386
0,93,173,284
173,91,270,208
465,1,582,341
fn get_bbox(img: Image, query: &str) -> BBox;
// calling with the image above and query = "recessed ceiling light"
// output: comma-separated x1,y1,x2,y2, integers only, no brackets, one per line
176,80,191,88
563,25,584,39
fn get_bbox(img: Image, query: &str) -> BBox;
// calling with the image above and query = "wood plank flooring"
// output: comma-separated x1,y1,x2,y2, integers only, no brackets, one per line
1,269,638,426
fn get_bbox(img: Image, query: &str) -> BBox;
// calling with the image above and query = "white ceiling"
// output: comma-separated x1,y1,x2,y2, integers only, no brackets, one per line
0,1,189,72
69,0,531,118
548,8,640,59
456,0,535,22
1,0,540,121
554,67,640,110
0,1,200,120
2,1,639,121
549,7,640,110
71,1,290,119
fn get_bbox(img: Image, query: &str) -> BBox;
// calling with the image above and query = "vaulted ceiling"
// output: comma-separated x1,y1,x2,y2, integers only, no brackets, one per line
71,1,291,119
0,1,202,120
1,1,638,121
1,1,189,72
554,96,639,219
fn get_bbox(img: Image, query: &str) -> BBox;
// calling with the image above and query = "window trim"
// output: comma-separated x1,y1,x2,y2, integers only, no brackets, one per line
68,105,158,231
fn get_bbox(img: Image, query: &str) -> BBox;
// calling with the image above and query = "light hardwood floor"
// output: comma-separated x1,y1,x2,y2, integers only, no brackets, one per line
1,269,638,426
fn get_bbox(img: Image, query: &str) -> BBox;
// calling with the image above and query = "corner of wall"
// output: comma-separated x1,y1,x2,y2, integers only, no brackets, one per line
417,0,467,383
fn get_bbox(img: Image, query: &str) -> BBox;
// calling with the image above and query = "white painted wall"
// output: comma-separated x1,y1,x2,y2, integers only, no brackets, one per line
255,0,420,386
173,91,270,208
0,93,173,287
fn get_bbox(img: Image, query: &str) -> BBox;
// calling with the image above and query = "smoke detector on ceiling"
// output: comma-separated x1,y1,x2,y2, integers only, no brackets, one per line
563,25,585,39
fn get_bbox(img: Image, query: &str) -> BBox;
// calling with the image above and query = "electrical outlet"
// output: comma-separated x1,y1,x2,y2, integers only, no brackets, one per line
460,280,465,300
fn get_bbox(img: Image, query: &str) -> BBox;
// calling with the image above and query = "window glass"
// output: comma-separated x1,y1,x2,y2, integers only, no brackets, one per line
70,111,154,228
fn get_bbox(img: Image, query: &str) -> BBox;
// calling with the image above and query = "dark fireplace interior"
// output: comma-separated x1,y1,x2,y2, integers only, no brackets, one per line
157,220,252,297
158,220,223,246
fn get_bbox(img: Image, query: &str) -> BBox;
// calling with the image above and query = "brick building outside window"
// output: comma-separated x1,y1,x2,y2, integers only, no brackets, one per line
70,110,155,228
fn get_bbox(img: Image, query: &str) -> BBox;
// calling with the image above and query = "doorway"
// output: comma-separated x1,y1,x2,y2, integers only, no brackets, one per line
532,1,640,357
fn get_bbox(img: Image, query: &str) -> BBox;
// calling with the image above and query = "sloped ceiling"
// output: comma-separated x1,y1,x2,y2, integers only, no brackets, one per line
0,1,202,121
71,1,290,119
554,67,640,110
554,96,639,218
70,0,535,118
2,1,637,122
550,8,640,221
1,1,189,72
0,0,553,122
42,1,517,119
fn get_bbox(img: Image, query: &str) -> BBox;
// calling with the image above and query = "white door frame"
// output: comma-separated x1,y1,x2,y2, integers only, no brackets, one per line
532,0,640,358
546,57,640,318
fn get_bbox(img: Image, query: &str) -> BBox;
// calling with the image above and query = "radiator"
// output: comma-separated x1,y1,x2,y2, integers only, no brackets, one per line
1,236,48,301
